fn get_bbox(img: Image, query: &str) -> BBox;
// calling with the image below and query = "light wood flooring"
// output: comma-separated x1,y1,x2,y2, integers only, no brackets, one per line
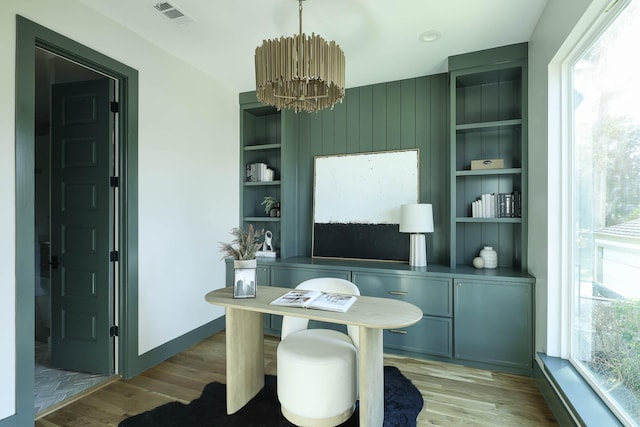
35,331,558,426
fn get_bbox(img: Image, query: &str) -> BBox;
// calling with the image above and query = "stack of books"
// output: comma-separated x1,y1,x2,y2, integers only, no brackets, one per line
471,191,521,218
245,163,275,182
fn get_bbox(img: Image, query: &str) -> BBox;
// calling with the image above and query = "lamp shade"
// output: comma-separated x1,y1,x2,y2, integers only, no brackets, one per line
399,204,434,233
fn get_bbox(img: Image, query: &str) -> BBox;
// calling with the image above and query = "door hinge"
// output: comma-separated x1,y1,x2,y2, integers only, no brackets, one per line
110,101,119,113
110,250,119,262
110,325,119,337
110,176,119,187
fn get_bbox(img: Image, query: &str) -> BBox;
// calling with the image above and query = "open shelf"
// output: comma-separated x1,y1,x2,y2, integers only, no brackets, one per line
456,119,522,132
455,168,521,176
450,56,528,270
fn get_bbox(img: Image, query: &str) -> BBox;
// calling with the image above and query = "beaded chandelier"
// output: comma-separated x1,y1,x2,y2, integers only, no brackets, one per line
254,0,345,113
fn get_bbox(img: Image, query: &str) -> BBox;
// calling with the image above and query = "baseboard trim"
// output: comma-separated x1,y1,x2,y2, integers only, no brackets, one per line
0,414,16,427
125,317,225,378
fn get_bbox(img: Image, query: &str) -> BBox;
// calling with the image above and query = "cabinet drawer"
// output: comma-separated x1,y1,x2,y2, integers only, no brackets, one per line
352,272,452,317
270,266,350,288
384,315,452,357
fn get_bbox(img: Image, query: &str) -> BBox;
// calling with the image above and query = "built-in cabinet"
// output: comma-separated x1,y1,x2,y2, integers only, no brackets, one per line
449,44,528,270
454,277,533,371
240,103,281,244
239,96,298,257
257,264,272,330
351,271,452,358
225,258,534,375
232,43,535,376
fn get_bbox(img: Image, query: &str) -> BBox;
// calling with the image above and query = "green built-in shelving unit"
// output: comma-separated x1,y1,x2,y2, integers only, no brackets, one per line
448,43,529,270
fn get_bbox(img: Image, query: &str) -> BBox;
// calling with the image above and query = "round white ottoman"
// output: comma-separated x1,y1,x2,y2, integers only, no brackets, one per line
277,328,358,427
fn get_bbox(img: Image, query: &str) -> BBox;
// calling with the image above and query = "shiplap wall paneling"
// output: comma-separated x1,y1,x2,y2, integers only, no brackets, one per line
293,74,449,264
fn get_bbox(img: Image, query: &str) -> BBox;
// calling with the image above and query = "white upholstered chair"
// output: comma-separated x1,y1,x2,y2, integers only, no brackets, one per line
277,278,360,427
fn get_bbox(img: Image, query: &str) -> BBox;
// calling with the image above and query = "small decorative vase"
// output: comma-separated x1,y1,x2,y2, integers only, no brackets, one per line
269,202,281,218
233,259,257,298
479,246,498,269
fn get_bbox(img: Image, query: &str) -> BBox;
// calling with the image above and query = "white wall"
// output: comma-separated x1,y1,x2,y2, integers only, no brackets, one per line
1,1,239,420
134,44,236,353
528,0,596,356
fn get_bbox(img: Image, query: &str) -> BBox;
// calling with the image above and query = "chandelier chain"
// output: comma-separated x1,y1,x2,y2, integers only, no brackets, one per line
299,0,303,37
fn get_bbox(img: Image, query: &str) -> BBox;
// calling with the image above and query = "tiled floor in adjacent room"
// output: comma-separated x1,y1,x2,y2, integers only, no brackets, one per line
34,340,110,415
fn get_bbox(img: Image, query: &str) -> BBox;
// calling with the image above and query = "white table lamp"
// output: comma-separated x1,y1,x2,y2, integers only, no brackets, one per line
399,204,434,267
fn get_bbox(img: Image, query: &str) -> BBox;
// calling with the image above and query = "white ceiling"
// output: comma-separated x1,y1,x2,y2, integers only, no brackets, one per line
79,0,548,93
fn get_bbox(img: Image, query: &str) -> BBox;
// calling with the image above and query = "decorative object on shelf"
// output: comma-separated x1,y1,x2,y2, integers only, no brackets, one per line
472,256,485,269
399,204,434,267
219,224,265,298
262,196,280,217
254,0,345,113
479,246,498,269
256,230,280,258
470,158,504,170
265,168,275,182
263,230,274,251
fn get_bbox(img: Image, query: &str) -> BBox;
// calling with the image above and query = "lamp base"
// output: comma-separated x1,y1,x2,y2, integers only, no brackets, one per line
409,233,427,267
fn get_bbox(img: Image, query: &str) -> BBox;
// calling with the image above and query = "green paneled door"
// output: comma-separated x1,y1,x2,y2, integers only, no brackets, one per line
50,78,115,374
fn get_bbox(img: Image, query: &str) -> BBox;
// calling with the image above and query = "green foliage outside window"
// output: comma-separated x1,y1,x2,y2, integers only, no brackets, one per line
590,299,640,418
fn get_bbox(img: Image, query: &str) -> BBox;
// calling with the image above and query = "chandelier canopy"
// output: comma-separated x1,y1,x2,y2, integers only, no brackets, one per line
254,0,345,113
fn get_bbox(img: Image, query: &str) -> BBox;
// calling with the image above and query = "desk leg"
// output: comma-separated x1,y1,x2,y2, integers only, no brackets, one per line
225,307,264,414
358,327,384,427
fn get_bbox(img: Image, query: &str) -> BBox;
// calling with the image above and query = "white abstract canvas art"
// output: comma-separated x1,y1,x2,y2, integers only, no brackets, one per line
312,149,419,261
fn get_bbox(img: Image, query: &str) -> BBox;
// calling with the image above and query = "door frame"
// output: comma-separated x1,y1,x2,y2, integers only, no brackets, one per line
15,16,138,425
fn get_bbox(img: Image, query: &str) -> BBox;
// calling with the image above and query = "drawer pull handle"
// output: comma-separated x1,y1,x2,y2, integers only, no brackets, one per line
389,329,408,334
388,291,408,296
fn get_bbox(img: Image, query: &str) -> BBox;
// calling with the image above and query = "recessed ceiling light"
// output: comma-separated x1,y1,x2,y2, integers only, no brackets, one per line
418,30,441,43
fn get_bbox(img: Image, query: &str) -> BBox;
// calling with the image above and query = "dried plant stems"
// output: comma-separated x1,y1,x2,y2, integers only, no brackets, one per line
219,224,265,260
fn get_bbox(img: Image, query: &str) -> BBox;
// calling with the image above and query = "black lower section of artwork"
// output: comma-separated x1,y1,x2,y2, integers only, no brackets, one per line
313,223,409,262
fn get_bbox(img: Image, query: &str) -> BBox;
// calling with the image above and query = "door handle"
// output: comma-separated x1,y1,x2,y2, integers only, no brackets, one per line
50,255,59,269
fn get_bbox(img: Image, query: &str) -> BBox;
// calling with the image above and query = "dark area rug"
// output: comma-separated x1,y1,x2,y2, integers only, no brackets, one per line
119,365,423,427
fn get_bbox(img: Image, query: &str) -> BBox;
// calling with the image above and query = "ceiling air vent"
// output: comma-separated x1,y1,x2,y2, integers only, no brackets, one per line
153,2,194,24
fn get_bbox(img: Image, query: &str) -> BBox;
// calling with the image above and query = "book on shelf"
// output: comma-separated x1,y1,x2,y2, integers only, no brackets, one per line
513,190,521,217
270,289,357,313
471,192,522,218
245,162,274,182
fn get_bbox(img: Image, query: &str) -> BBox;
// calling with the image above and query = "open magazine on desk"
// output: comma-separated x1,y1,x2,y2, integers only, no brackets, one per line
270,289,357,313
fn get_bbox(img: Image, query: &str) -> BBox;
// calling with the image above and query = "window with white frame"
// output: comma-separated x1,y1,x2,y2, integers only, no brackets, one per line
570,0,640,424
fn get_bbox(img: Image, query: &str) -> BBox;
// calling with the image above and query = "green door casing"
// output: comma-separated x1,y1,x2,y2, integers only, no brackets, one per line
50,78,115,374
